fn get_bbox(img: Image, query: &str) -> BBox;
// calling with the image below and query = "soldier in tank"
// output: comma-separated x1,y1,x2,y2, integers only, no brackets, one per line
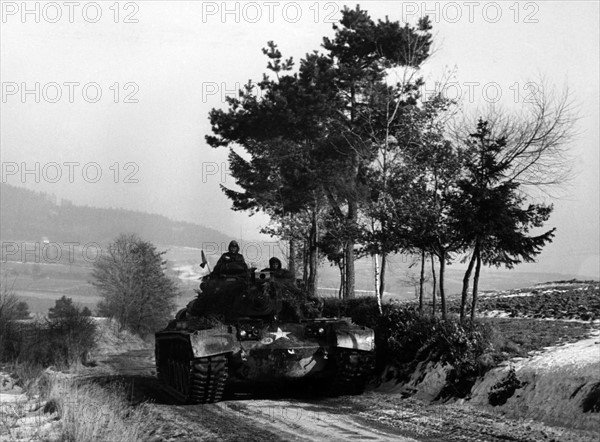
261,257,294,279
212,240,248,277
262,256,282,273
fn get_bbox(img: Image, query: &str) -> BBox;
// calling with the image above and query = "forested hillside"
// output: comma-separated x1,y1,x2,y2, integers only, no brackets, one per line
0,183,230,247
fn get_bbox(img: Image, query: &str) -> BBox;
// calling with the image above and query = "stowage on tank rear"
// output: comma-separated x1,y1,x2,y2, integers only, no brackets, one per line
155,264,376,404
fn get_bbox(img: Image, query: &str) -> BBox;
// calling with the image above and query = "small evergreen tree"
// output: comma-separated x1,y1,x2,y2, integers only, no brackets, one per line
454,120,556,321
48,295,79,319
14,301,30,319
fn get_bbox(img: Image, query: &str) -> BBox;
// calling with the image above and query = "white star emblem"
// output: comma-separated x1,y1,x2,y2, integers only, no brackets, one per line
268,327,291,340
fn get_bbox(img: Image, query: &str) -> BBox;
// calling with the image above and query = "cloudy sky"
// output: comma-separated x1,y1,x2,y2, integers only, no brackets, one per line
1,1,598,277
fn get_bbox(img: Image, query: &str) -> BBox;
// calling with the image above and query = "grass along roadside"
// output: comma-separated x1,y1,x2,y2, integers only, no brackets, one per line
1,316,155,442
1,368,156,442
46,374,155,442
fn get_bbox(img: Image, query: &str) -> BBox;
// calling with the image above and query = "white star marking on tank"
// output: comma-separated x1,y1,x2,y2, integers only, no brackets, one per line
268,327,291,340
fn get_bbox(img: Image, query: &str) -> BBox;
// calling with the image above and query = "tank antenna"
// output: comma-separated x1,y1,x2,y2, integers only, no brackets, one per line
200,250,211,274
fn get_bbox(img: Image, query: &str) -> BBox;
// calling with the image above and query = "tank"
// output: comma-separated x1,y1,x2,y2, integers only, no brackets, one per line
155,265,376,404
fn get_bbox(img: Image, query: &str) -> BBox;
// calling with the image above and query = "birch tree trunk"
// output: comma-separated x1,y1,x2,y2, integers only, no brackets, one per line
308,209,318,296
439,250,447,320
431,253,437,315
374,254,382,314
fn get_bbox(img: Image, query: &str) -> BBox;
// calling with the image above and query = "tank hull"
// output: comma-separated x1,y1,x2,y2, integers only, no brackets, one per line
155,319,375,403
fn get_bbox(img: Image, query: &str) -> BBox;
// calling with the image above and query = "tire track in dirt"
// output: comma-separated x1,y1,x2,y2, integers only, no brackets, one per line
147,402,288,442
216,399,416,441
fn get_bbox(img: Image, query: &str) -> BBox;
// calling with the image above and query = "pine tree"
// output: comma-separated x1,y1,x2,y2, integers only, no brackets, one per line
48,296,79,319
207,7,433,298
454,120,556,321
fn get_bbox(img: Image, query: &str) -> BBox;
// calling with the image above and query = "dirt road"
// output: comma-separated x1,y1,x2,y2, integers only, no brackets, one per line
90,349,596,442
97,350,414,441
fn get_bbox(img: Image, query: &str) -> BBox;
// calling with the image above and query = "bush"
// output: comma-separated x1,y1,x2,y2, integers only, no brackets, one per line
48,295,80,319
46,313,97,366
2,314,97,368
322,297,381,327
14,301,30,319
0,275,30,360
3,296,99,367
323,298,497,399
2,294,96,367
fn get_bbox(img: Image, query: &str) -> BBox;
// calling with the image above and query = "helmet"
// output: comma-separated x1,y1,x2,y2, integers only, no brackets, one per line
269,257,282,270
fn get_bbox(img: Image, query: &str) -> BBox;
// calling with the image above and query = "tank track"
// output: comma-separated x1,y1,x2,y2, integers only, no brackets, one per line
156,337,228,404
327,349,375,396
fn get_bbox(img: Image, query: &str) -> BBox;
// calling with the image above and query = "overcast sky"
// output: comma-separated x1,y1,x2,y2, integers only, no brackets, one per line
1,1,598,277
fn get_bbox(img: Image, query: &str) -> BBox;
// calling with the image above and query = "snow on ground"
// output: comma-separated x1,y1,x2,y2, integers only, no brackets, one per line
479,281,598,299
533,281,596,289
483,288,571,299
470,328,600,431
479,310,511,318
172,264,207,282
516,329,600,373
0,372,60,442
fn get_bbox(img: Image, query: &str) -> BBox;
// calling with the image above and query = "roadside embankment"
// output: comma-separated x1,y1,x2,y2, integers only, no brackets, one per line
367,281,600,433
469,329,600,431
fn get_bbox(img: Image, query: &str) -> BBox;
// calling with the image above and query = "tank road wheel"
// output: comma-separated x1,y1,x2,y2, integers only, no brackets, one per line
156,337,229,404
189,355,229,404
327,349,375,397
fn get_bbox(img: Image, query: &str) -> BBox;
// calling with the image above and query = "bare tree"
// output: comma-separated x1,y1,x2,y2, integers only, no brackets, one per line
92,234,179,336
0,273,25,359
0,273,19,321
452,81,578,192
452,82,578,320
0,272,27,321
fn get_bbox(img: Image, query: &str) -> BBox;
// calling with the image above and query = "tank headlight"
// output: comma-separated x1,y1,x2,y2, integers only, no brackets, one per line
258,271,270,280
237,321,263,340
305,324,328,337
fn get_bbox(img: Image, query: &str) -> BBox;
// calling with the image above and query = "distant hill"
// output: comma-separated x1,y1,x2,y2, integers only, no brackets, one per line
0,183,231,247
